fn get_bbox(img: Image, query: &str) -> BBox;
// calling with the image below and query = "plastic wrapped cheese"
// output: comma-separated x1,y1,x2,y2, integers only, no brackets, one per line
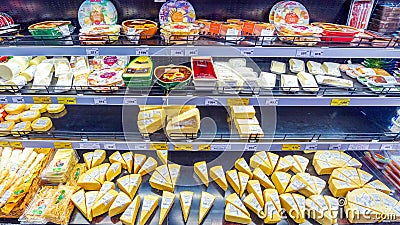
72,57,90,88
29,56,47,66
297,71,319,92
5,114,21,123
31,117,52,132
281,74,299,92
322,62,341,77
47,104,65,114
259,72,276,89
19,65,37,82
0,61,23,80
30,104,47,113
54,59,73,92
289,59,305,73
4,104,25,114
32,61,54,89
315,75,353,88
270,61,286,74
0,121,14,136
4,75,27,92
20,110,41,122
307,61,324,75
11,121,31,136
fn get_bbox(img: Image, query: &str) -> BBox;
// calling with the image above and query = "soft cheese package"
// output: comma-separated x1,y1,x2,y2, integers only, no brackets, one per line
32,60,54,89
315,75,353,88
307,61,324,75
259,72,276,89
72,56,91,88
297,71,319,92
289,59,305,73
322,62,341,77
54,58,73,92
281,74,299,92
270,61,286,74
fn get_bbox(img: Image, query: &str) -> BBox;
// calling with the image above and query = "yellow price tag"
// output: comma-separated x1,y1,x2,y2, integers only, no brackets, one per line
54,142,73,149
227,98,249,106
32,96,52,104
0,141,9,147
331,98,350,106
174,144,193,151
282,144,301,151
150,143,168,150
10,141,23,148
198,144,211,151
57,97,76,104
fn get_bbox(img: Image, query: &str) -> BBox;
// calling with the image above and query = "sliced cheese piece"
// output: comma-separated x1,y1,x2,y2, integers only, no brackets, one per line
340,152,353,164
226,193,250,217
109,192,131,217
271,172,291,194
313,159,337,175
347,157,362,168
138,157,157,176
270,61,286,74
106,162,121,181
117,174,142,199
97,163,110,184
134,154,146,174
210,165,228,191
329,179,358,197
340,167,362,186
231,106,256,119
285,174,308,193
345,201,380,224
312,176,326,195
83,152,93,169
109,151,126,168
149,170,174,192
199,191,216,225
95,181,115,203
159,191,176,225
284,155,301,173
122,152,133,173
92,189,118,217
92,150,106,168
263,199,281,224
225,203,252,224
280,193,301,223
194,161,209,187
252,167,275,189
238,172,250,197
292,193,306,224
46,104,65,114
289,58,305,73
363,180,391,194
226,169,240,195
157,150,168,165
307,61,324,75
250,153,273,175
305,198,330,225
139,195,159,225
267,152,279,173
357,169,373,186
120,195,141,225
163,105,196,118
71,190,87,220
275,157,292,172
324,195,339,223
168,164,181,187
77,173,101,190
247,180,264,206
179,191,193,222
235,158,252,178
293,155,309,173
156,165,173,187
85,190,98,221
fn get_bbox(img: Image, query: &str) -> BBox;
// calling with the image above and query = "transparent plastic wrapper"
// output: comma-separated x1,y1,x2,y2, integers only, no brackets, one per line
315,75,353,88
297,71,319,92
281,74,299,92
41,149,79,184
270,61,286,74
71,56,90,89
32,60,54,90
54,58,73,92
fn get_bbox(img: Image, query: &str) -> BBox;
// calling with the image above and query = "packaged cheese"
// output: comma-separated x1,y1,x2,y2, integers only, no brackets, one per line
270,61,286,74
289,59,305,73
281,74,299,92
11,121,32,136
31,117,52,132
323,62,341,77
307,61,324,75
30,104,47,113
4,104,25,114
32,61,54,89
297,71,319,92
0,121,14,136
20,110,41,122
315,75,353,88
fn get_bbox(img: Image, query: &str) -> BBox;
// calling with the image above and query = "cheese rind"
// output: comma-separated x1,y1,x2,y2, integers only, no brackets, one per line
243,193,265,219
180,191,194,222
83,152,93,169
149,171,174,192
194,161,209,187
157,150,168,165
85,190,99,221
71,190,87,220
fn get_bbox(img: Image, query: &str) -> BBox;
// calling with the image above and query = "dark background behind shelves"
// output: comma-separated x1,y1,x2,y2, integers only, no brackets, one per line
0,0,396,29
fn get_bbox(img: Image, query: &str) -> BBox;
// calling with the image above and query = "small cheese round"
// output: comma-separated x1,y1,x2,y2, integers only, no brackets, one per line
20,110,41,122
30,104,47,113
5,114,21,123
12,121,32,136
0,121,15,136
32,117,52,132
46,104,65,114
4,104,26,114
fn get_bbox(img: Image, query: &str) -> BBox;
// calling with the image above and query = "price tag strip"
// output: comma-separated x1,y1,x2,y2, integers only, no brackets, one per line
57,97,76,104
54,142,73,149
32,96,52,104
150,143,169,150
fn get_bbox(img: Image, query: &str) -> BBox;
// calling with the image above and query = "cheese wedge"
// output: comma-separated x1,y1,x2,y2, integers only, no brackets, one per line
267,152,279,173
306,198,330,225
157,150,168,165
139,195,159,225
225,193,250,217
357,169,373,186
247,180,264,206
345,201,380,224
252,168,275,189
120,195,141,225
347,157,362,168
285,174,308,193
243,193,265,219
324,195,339,223
313,159,337,175
77,173,101,190
168,164,181,187
363,180,391,194
117,174,142,199
226,170,240,195
250,154,273,176
280,193,305,224
97,163,110,184
235,158,252,178
275,157,292,172
210,165,228,191
225,203,252,224
253,151,273,173
263,199,281,224
92,150,106,168
194,161,209,187
85,190,98,221
106,162,121,181
95,181,115,203
231,106,256,119
238,172,250,197
138,157,157,176
159,191,176,225
109,151,126,168
109,192,132,217
180,191,194,222
92,189,118,217
134,154,146,174
71,189,87,220
199,191,216,224
163,105,196,118
284,155,301,173
83,152,93,169
271,172,291,194
149,170,174,192
156,165,173,186
329,179,358,197
293,155,309,173
122,152,133,173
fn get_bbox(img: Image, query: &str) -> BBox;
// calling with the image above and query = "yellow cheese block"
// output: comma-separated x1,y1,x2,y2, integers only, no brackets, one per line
293,155,309,173
210,165,228,191
139,105,162,111
11,121,32,136
155,165,173,187
163,105,196,118
30,104,47,113
159,191,176,225
275,157,292,172
117,174,142,199
226,169,240,195
306,198,331,225
250,154,273,176
339,151,353,163
179,191,194,222
285,174,308,193
225,203,252,224
284,155,301,173
238,172,250,197
4,104,25,114
134,154,146,174
267,152,279,173
324,195,339,223
313,159,337,175
138,157,157,176
253,151,273,174
77,173,101,190
46,104,65,114
329,178,358,197
138,108,166,123
263,189,282,224
83,152,93,169
92,189,118,217
149,170,174,192
19,110,40,122
5,113,21,123
92,150,106,168
243,193,265,219
358,169,373,186
97,163,110,184
168,164,181,187
252,167,275,189
263,189,281,212
231,106,256,119
345,201,380,224
139,195,159,225
225,193,250,217
292,193,306,224
235,158,252,178
165,122,199,136
120,195,141,225
271,172,291,194
71,189,87,220
85,190,98,221
237,124,264,139
169,108,200,132
157,150,168,165
194,161,209,187
329,168,357,185
95,181,115,203
109,192,132,217
363,180,391,194
199,191,216,225
340,167,362,186
109,151,126,168
106,162,121,181
138,117,163,134
122,152,133,173
247,180,264,206
280,193,302,224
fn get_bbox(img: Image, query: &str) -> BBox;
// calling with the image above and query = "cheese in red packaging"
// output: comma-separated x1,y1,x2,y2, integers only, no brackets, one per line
242,21,257,35
220,23,242,37
209,21,223,35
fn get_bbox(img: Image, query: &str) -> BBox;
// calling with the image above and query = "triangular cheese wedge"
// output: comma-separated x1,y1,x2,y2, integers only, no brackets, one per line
340,167,362,186
138,157,157,176
71,189,87,220
168,164,181,187
243,193,265,219
285,174,308,193
235,158,252,178
134,154,147,174
139,195,159,225
263,188,281,214
92,150,106,168
117,175,131,196
128,174,142,199
313,159,337,175
238,172,249,197
247,180,264,206
329,179,358,197
275,157,292,172
77,173,101,190
92,189,118,217
267,152,279,173
109,151,126,168
109,192,132,217
271,172,291,194
210,165,228,191
280,194,300,223
149,170,174,192
324,195,339,222
194,161,209,187
250,154,272,176
180,191,193,222
263,198,281,224
226,170,240,195
312,176,326,195
170,108,200,127
225,203,251,224
95,181,115,203
83,152,93,170
293,155,309,173
357,169,373,186
253,152,273,175
122,152,133,173
156,165,173,186
225,193,250,217
159,191,176,225
97,163,110,184
329,168,358,186
252,168,275,189
363,180,391,194
198,191,216,224
292,193,306,224
340,152,353,164
157,150,168,165
120,195,141,225
85,191,98,221
106,162,121,181
284,155,302,173
347,157,362,168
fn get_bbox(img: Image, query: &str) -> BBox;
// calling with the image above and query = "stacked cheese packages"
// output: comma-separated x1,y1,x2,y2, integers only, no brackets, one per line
137,105,200,139
230,105,263,140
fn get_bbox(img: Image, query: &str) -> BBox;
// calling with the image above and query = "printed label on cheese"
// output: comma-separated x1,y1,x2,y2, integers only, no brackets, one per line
250,196,262,211
276,173,289,183
170,168,179,179
111,163,120,173
202,196,213,209
233,197,245,208
114,197,127,207
99,183,113,195
131,176,139,186
120,177,130,187
161,197,174,209
73,192,85,204
197,163,207,173
35,119,48,127
314,197,328,211
86,194,96,208
0,190,12,203
83,174,94,182
182,195,192,207
112,152,122,161
99,166,108,174
93,151,103,159
142,199,155,211
270,193,279,204
240,176,249,185
101,193,115,206
123,154,132,163
228,204,242,216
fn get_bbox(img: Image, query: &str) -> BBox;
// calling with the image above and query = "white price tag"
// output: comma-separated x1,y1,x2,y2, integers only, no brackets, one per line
311,49,324,57
226,28,239,41
240,49,254,56
136,48,149,56
0,96,8,103
329,144,342,150
104,143,116,150
348,143,369,150
185,48,199,56
380,144,394,150
135,144,147,150
154,0,166,2
94,97,107,105
171,48,185,56
86,48,99,56
205,98,219,106
12,96,24,103
295,49,311,57
79,142,101,149
265,98,279,106
124,97,138,105
245,144,257,151
304,143,318,150
211,144,230,151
